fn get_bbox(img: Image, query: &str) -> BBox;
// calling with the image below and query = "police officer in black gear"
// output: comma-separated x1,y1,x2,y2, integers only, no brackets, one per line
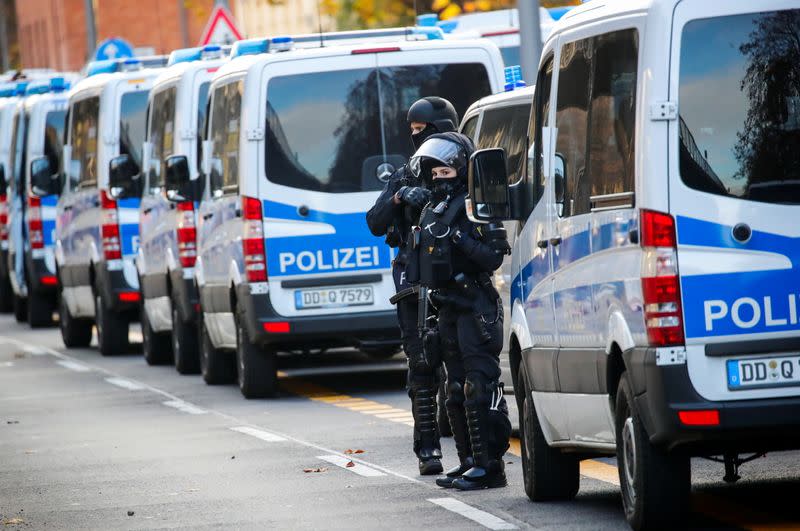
407,132,511,490
365,97,459,476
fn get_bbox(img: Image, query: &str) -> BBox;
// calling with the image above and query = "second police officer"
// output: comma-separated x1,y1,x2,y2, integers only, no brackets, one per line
366,97,460,475
407,132,512,490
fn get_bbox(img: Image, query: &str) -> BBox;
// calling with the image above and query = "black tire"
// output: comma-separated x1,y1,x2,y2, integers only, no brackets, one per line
172,298,200,375
199,313,235,385
27,289,55,328
235,312,277,398
616,373,690,530
437,371,452,437
58,291,92,348
362,346,400,360
13,293,27,323
520,365,579,502
94,291,128,356
141,305,172,365
0,273,13,313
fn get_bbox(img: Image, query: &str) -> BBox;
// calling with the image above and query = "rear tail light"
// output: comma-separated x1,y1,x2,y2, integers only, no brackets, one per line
0,194,8,242
640,209,684,347
100,190,122,261
678,410,720,426
263,321,290,333
40,275,58,286
27,195,44,250
176,201,197,268
242,196,267,283
118,291,141,303
351,46,401,55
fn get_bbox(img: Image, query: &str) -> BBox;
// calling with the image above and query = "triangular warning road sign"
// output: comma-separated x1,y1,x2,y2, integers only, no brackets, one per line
199,6,244,46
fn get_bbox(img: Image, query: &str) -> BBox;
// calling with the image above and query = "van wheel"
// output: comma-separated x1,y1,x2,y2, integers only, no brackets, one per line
520,365,579,501
13,294,27,323
437,371,452,437
141,305,172,365
616,373,690,530
235,313,277,398
27,290,54,328
94,291,128,356
58,291,92,348
172,299,200,375
199,314,235,385
0,273,13,313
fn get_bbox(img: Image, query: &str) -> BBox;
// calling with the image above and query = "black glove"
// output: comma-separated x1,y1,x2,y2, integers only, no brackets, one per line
396,186,431,209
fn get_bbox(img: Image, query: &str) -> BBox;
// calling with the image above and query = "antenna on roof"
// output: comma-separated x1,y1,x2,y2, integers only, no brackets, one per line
317,0,325,48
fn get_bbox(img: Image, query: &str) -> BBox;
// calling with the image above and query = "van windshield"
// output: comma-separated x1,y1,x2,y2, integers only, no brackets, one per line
44,110,66,181
265,63,491,193
119,90,148,174
679,9,800,203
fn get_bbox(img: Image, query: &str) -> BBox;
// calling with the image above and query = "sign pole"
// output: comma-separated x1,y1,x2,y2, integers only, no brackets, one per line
518,0,542,85
84,0,98,60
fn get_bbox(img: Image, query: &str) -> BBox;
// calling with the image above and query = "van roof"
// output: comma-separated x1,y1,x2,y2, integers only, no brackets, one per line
464,84,534,116
23,90,69,112
213,38,502,81
151,57,227,92
69,67,163,99
550,0,661,35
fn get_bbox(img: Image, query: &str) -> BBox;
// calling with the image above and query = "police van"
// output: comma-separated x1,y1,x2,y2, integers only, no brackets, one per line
7,78,69,326
466,0,800,528
195,30,503,398
0,82,28,314
50,57,166,355
137,45,228,371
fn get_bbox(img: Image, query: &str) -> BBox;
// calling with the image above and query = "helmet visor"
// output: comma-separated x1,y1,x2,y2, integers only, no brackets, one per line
409,138,467,179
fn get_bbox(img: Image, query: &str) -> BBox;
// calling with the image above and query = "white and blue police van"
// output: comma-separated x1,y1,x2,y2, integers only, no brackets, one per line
465,0,800,528
6,78,70,327
53,57,166,355
0,81,29,313
137,44,228,371
195,29,504,398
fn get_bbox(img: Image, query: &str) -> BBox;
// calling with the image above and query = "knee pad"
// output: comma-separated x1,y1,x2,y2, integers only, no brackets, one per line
445,380,465,407
464,373,491,403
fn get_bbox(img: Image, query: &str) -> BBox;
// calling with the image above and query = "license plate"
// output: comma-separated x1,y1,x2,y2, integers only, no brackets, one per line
726,354,800,390
294,285,374,310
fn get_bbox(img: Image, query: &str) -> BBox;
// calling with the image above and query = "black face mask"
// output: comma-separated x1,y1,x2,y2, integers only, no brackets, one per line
411,124,438,151
431,177,462,203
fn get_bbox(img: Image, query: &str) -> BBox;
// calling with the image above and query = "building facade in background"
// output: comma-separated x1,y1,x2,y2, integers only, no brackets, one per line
233,0,334,38
14,0,223,72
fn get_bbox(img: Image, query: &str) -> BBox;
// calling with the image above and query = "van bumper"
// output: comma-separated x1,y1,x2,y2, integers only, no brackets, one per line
626,347,800,454
95,262,140,315
236,284,400,350
25,251,57,296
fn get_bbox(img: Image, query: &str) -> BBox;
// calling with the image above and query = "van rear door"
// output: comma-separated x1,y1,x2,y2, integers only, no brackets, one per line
670,1,800,402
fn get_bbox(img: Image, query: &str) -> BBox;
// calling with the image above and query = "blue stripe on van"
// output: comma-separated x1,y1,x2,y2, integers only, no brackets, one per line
262,199,392,277
117,197,140,257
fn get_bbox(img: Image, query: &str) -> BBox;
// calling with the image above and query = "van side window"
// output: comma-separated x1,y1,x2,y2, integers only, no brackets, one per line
8,111,26,198
477,103,532,184
68,96,100,189
44,109,66,188
147,87,177,189
119,91,148,194
461,115,478,141
196,82,210,175
209,80,242,195
528,55,554,204
555,29,638,216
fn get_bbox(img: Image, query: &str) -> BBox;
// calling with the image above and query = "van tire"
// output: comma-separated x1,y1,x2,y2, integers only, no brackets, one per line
0,274,13,312
58,291,92,348
172,299,200,375
520,365,579,501
199,314,235,385
13,294,27,323
615,373,690,530
141,305,172,365
94,291,128,356
27,290,54,328
235,312,277,399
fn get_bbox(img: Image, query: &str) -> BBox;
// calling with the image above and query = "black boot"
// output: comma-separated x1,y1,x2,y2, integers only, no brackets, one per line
436,457,473,488
414,386,443,475
435,380,472,486
452,459,507,490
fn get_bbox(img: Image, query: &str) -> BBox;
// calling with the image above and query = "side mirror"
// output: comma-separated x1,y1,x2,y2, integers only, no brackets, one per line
0,164,6,195
108,154,139,199
467,148,511,222
30,157,58,197
164,155,193,202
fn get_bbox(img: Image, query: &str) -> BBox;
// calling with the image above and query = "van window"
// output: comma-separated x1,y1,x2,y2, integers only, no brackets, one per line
68,96,100,189
529,56,553,197
119,91,148,186
679,9,800,203
8,111,26,198
196,81,210,174
147,87,177,188
265,63,492,193
209,80,242,194
477,103,531,183
43,110,66,186
461,115,478,141
555,29,638,216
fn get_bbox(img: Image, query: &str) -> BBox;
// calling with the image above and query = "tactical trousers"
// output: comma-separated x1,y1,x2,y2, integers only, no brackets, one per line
438,290,510,465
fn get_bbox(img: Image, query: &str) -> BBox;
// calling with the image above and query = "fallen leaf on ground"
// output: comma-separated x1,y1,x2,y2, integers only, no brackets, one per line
3,517,25,525
345,461,355,468
13,352,25,359
303,467,328,473
24,450,36,454
127,511,134,517
344,449,365,455
6,420,18,424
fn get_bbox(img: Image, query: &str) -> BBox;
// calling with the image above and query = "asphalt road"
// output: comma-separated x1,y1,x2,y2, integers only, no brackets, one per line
1,315,799,530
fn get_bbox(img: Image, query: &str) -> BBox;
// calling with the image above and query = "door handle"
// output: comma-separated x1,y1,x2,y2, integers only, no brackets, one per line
63,205,73,212
203,213,213,220
549,236,562,246
143,207,153,214
536,239,548,249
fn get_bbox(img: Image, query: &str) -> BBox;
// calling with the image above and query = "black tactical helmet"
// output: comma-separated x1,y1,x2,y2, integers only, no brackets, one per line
407,97,459,133
409,132,475,183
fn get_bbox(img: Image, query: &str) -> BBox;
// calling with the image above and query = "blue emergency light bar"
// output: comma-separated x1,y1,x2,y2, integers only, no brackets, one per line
87,55,168,77
14,81,28,96
0,83,16,98
503,65,525,91
23,76,70,96
167,44,230,66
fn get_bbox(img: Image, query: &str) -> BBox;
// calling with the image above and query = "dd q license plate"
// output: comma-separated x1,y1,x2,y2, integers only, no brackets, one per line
726,354,800,390
294,285,374,310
